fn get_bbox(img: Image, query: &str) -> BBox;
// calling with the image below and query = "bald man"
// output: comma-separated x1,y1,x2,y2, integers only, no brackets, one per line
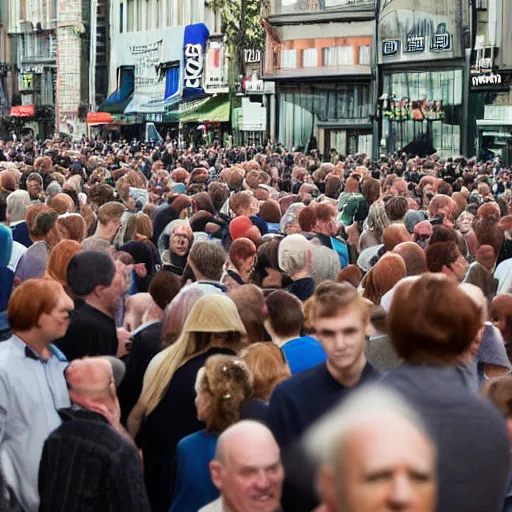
306,386,437,512
393,242,428,276
201,421,284,512
123,292,153,332
38,357,150,512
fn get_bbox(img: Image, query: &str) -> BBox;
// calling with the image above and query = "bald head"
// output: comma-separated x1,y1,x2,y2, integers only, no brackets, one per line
382,224,411,252
65,357,113,397
215,420,279,464
393,242,427,276
123,293,153,331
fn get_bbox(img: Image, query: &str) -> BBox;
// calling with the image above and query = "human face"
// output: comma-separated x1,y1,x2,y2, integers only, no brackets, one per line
215,441,284,512
335,416,436,512
171,227,191,256
107,217,122,240
27,180,42,199
456,212,474,235
315,306,367,380
38,288,75,341
195,388,211,422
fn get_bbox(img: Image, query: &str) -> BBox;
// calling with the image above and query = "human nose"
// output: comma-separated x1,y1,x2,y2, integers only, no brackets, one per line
389,473,413,508
254,470,271,490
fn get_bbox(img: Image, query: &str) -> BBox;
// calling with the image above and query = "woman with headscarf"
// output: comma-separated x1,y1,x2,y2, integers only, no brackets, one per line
160,220,194,276
127,294,246,512
0,224,14,341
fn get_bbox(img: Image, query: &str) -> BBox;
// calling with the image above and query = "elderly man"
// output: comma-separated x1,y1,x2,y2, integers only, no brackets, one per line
201,421,284,512
306,386,437,512
0,279,73,511
38,357,150,511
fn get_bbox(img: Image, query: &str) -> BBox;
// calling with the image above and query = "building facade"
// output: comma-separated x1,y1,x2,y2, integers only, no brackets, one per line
377,0,470,157
263,0,376,156
96,0,227,141
470,0,512,164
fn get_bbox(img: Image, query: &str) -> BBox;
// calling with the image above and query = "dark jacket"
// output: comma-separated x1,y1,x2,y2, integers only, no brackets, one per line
38,408,150,512
141,346,236,512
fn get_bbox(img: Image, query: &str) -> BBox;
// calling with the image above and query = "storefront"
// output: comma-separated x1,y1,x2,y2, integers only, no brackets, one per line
277,81,373,154
381,68,464,156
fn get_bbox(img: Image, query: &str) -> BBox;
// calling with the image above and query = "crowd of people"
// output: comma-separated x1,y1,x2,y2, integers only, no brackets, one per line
0,134,511,512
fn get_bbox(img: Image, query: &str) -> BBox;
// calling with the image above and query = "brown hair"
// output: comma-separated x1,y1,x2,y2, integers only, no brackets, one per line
198,355,253,435
482,376,512,417
361,177,380,206
8,278,65,331
385,196,408,222
298,205,317,232
148,271,181,311
259,199,281,224
25,204,52,239
382,224,411,252
125,212,153,241
189,241,226,281
336,264,363,288
240,343,291,401
229,284,268,344
57,215,87,243
97,201,125,225
362,254,407,305
310,281,370,324
473,216,504,257
265,290,304,338
426,242,461,273
387,274,481,361
44,240,81,287
230,191,254,216
229,238,257,271
48,193,75,214
429,225,458,245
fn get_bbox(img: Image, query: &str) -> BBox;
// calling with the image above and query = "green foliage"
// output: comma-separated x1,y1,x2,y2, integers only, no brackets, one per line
207,0,268,51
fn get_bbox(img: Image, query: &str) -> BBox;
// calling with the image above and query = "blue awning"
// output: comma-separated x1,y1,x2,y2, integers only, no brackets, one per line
99,67,135,114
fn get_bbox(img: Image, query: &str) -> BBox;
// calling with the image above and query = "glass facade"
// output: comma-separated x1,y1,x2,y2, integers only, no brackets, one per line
381,70,463,156
278,83,371,150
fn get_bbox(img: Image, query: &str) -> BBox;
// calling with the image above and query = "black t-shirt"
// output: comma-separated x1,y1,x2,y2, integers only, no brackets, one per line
55,303,118,361
286,277,315,302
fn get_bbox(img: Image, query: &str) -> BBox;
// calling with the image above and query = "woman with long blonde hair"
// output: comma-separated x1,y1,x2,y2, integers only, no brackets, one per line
127,293,246,512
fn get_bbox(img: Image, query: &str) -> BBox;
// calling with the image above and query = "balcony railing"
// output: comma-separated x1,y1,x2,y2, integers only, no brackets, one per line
272,0,374,15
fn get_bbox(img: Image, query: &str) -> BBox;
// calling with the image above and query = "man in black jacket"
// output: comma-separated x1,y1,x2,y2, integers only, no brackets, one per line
38,357,150,512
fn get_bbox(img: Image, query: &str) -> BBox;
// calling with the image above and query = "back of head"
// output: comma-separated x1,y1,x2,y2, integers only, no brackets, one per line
240,342,291,401
45,239,81,286
260,199,281,224
32,209,59,238
425,242,460,273
265,289,304,338
148,271,181,311
311,245,341,285
229,284,266,344
482,375,512,417
363,253,407,305
98,201,125,225
229,238,257,271
57,213,87,243
387,274,481,361
6,189,31,223
197,355,253,435
80,236,113,255
429,225,458,245
189,241,226,281
278,234,310,275
385,196,408,222
25,204,51,238
48,193,75,215
393,241,427,276
382,224,411,252
67,251,115,297
336,264,363,288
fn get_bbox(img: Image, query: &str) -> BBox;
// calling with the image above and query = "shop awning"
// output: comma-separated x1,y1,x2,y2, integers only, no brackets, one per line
98,67,135,114
164,95,230,123
10,105,35,117
87,112,113,125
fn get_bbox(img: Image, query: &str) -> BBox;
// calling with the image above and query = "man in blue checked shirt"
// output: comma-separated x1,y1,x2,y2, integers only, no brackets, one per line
0,278,73,512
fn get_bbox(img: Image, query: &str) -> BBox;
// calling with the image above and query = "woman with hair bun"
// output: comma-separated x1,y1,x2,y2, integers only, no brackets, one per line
169,355,253,512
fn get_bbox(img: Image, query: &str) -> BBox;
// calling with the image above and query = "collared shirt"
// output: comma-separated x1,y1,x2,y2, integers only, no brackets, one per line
0,334,70,512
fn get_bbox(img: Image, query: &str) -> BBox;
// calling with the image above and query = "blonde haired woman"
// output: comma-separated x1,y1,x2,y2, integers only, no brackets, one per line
127,294,246,512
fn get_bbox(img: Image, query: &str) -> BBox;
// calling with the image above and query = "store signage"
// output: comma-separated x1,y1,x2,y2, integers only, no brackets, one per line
20,65,44,74
10,105,35,117
471,72,511,91
381,24,452,58
204,41,229,94
183,23,210,99
244,49,262,64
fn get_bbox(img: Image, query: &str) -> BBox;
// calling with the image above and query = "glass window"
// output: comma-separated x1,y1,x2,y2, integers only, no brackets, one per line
127,0,135,31
359,45,370,65
119,2,124,33
302,48,318,68
337,46,353,65
281,49,297,68
323,47,337,66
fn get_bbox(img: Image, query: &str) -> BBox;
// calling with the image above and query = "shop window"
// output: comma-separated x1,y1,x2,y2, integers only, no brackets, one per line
359,45,370,65
302,48,318,68
281,49,297,68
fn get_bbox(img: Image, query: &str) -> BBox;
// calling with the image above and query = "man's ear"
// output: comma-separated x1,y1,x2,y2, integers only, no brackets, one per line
209,460,223,491
318,465,337,512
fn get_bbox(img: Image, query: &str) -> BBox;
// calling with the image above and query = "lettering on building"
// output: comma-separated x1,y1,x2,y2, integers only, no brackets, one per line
382,23,451,57
184,43,204,89
472,73,503,86
244,49,262,64
382,40,400,56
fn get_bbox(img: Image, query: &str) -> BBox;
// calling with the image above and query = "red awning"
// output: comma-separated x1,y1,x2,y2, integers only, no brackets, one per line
87,112,113,124
10,105,35,117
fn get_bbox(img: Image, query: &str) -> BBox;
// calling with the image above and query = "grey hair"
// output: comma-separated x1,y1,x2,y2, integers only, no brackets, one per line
304,384,432,471
278,233,311,276
27,172,43,184
46,180,63,200
6,189,31,222
80,236,113,255
311,244,341,286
